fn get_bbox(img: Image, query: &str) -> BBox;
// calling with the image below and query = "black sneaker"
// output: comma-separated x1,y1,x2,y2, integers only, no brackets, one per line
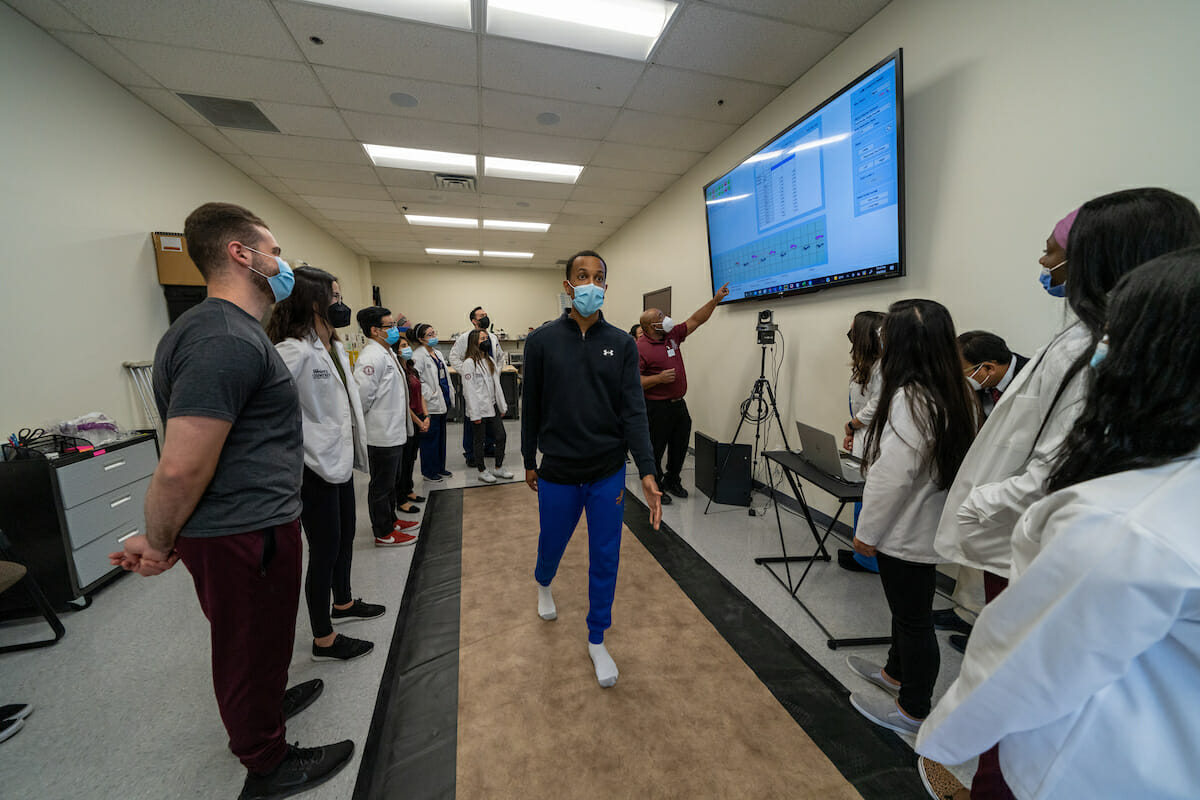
664,481,689,499
660,491,673,505
238,740,354,800
438,470,453,478
837,549,875,573
932,608,973,635
311,634,374,662
330,599,385,624
0,703,33,722
282,679,323,720
0,717,24,744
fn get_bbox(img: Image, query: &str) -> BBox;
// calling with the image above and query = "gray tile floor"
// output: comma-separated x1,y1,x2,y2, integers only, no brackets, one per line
0,419,975,797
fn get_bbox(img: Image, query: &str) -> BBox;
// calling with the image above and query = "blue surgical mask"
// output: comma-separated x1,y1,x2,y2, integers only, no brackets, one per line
400,346,413,360
1090,335,1109,368
385,326,400,346
1039,261,1067,298
571,282,605,316
243,246,295,303
427,336,439,347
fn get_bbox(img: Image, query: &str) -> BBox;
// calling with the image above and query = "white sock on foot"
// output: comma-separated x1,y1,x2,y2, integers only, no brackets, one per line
588,642,619,688
537,584,556,620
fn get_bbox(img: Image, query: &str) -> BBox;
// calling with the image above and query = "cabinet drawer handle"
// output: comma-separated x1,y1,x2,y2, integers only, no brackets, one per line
103,460,127,471
110,495,133,508
118,529,140,543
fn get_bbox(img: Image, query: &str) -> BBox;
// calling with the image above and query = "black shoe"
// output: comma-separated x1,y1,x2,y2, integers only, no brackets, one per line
0,718,24,744
659,491,673,505
949,633,969,654
311,634,374,662
932,608,974,635
0,703,33,723
438,470,453,478
837,549,875,573
282,679,323,721
408,494,426,503
330,598,385,624
664,480,688,499
397,502,421,514
239,740,354,800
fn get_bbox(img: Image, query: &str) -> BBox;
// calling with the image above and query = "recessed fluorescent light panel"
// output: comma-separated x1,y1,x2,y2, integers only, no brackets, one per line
405,215,479,228
300,0,472,30
364,144,477,174
483,156,582,184
483,219,551,232
487,0,677,60
483,250,534,258
426,248,480,256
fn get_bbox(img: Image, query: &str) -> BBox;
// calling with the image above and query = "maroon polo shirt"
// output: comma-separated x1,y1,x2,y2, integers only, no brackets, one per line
638,321,690,401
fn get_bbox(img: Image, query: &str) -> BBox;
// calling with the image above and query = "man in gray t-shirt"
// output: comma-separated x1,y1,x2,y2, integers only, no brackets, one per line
110,203,353,799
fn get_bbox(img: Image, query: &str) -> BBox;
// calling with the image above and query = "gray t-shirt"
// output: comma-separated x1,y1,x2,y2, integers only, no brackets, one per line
153,297,303,537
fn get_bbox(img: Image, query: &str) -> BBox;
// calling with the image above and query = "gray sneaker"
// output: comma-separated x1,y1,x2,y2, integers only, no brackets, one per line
850,692,922,736
846,655,900,696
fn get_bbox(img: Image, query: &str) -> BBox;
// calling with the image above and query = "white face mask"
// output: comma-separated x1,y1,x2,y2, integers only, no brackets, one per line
657,316,675,334
965,364,985,391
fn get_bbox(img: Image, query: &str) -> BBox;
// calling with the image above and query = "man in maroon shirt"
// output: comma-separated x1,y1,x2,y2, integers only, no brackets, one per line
637,283,729,503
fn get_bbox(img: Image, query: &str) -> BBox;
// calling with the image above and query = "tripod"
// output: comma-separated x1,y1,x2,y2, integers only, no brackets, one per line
704,344,791,515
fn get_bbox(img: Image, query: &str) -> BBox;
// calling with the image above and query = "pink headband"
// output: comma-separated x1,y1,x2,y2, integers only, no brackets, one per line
1052,208,1080,251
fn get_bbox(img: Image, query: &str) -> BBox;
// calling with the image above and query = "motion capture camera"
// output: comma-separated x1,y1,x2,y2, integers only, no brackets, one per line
756,309,778,345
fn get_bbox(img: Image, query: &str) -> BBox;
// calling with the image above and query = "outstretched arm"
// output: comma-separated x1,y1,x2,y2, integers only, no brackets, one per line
684,283,730,332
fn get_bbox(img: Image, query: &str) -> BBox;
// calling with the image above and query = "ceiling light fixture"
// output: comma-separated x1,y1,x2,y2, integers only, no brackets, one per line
483,219,551,232
487,0,677,60
426,248,480,256
299,0,472,30
405,214,479,228
364,143,477,173
483,156,582,184
483,250,535,258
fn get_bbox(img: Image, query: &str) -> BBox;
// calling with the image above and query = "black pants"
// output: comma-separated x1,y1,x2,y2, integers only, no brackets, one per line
299,467,356,639
367,444,405,539
876,552,939,719
471,407,507,470
646,397,691,486
396,425,422,501
462,414,497,461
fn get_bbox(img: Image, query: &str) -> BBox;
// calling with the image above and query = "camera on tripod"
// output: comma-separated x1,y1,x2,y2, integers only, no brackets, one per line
756,309,778,345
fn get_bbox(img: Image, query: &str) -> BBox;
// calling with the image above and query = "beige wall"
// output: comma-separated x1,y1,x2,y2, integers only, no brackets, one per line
0,5,371,433
370,261,565,343
597,0,1200,510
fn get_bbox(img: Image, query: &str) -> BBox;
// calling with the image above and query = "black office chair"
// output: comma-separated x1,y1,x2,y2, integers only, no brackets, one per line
0,529,65,653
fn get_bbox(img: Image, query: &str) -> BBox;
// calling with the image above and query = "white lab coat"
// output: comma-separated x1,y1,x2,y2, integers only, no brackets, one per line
411,345,455,415
352,339,412,447
855,386,945,563
848,366,882,455
916,450,1200,800
274,333,368,484
458,355,507,422
933,321,1091,577
449,329,507,370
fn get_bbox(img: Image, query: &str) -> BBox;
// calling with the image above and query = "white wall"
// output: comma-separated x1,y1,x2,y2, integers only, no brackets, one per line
0,5,371,433
598,0,1200,511
370,261,566,343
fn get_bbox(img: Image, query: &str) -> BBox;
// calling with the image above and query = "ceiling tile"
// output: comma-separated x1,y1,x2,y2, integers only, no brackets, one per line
566,185,658,206
375,167,443,189
255,157,381,183
591,142,704,174
109,40,330,105
128,86,208,126
482,38,646,108
221,130,369,163
221,153,270,175
276,1,478,85
255,102,354,139
300,196,400,214
251,175,291,193
342,111,479,152
182,124,243,154
577,167,678,192
478,194,566,215
480,128,599,164
480,90,619,139
560,200,643,218
57,0,303,59
51,32,160,86
626,66,784,124
385,187,480,207
475,177,574,199
279,178,393,200
704,0,892,34
320,209,405,224
398,201,483,218
5,0,90,31
606,109,737,152
653,4,844,86
314,66,480,123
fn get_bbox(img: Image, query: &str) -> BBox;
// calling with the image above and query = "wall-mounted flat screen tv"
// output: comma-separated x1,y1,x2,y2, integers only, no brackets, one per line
704,50,904,304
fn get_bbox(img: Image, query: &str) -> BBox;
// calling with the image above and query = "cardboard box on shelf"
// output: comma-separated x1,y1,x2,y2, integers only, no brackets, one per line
152,232,204,286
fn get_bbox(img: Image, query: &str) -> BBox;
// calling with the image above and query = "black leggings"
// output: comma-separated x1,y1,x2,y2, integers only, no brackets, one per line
396,426,422,501
299,467,356,639
471,407,507,469
876,552,940,719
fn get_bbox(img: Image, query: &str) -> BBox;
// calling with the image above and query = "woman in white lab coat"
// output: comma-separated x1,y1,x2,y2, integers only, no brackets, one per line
268,267,381,663
839,309,885,573
411,323,455,482
459,329,511,483
916,247,1200,800
846,299,977,736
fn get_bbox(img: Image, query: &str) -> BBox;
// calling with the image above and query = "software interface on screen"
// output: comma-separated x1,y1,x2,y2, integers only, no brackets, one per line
705,58,900,302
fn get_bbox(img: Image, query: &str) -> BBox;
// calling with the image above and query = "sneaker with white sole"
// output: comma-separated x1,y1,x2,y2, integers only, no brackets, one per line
375,531,417,547
918,756,967,799
478,470,497,484
491,467,514,479
846,655,900,696
849,692,922,736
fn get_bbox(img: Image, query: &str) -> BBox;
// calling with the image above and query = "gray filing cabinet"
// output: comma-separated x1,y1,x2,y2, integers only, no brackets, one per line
0,432,158,612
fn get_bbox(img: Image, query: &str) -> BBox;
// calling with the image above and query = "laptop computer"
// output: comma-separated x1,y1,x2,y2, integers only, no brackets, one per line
794,421,863,483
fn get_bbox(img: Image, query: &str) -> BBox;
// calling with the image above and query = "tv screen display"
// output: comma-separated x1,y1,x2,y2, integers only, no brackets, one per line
704,50,904,304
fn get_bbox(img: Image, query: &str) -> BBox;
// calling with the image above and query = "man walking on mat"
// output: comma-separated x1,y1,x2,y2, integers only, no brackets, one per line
637,283,729,503
522,250,663,689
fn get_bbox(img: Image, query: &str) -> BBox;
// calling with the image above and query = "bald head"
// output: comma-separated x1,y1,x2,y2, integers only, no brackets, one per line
640,308,665,339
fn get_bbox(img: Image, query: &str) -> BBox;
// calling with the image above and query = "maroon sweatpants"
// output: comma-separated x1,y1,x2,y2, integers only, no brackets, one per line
971,571,1016,800
175,520,302,774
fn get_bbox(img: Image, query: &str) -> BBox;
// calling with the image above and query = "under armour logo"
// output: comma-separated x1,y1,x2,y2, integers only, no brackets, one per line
603,349,614,356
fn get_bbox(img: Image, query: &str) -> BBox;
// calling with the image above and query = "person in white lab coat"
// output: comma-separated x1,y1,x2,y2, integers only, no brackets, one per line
916,247,1200,800
839,309,886,573
411,323,456,483
353,306,418,547
459,328,512,483
846,299,978,737
450,306,506,467
268,267,383,662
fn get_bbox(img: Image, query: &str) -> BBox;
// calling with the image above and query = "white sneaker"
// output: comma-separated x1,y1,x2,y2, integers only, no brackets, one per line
491,467,514,479
478,470,497,484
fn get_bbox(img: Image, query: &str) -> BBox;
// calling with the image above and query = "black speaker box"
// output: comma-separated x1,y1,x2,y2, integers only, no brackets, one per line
694,431,751,506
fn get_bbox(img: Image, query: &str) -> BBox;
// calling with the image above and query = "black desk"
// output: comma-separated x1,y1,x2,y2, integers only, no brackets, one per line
757,449,889,650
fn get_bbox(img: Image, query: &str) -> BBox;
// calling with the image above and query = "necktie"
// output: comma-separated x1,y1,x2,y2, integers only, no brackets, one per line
989,387,1002,405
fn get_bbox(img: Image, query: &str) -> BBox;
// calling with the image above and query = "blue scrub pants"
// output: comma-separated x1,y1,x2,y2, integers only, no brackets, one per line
534,466,626,645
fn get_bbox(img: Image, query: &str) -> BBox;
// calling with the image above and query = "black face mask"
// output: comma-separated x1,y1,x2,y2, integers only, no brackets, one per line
328,301,352,328
477,315,491,330
480,339,492,354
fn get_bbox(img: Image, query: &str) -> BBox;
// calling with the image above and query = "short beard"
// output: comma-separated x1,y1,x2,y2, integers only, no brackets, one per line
247,255,276,303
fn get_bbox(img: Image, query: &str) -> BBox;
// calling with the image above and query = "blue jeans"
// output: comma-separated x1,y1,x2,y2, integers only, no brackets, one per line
534,466,626,644
419,413,447,477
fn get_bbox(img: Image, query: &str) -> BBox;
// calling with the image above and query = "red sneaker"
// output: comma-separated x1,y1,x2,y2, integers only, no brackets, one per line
375,531,417,547
394,518,420,532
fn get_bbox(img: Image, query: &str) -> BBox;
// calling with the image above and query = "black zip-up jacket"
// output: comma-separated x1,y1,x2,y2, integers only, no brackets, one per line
521,310,656,484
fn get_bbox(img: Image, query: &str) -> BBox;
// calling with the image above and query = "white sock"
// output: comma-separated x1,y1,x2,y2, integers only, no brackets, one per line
537,584,556,620
588,642,619,688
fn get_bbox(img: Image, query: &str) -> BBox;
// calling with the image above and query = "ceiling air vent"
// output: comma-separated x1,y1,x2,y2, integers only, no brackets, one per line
434,174,477,192
177,94,279,132
458,259,481,265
